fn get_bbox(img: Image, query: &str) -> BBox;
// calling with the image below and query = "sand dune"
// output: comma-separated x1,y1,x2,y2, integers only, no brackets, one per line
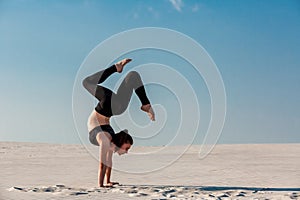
1,142,299,199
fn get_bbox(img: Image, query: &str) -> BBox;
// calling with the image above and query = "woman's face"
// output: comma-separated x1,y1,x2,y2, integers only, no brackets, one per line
117,143,131,155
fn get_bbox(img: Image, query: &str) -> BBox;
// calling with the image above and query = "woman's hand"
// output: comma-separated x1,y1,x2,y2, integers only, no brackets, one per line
98,181,119,188
99,184,113,188
106,181,120,186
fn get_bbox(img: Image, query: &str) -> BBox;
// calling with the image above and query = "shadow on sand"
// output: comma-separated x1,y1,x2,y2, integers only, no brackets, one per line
200,186,300,192
123,184,300,192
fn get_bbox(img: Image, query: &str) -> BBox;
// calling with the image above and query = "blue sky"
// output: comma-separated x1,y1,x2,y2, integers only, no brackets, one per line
0,0,299,145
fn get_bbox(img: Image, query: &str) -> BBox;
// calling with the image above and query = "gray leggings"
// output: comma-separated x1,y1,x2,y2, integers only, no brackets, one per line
82,65,150,117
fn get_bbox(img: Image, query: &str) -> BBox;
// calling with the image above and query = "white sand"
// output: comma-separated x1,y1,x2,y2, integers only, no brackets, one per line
1,142,299,200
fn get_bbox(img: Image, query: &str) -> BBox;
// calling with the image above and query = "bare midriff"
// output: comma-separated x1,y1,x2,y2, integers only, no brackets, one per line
95,112,110,125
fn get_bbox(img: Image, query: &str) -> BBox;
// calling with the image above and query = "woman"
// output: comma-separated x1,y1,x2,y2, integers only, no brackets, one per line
82,58,155,187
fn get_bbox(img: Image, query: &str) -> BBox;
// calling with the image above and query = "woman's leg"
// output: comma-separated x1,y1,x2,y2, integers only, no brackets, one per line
82,59,132,101
82,65,117,101
111,71,154,120
82,65,117,117
82,59,154,120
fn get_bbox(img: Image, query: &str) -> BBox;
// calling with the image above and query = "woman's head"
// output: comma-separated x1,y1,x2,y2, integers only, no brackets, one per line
112,129,133,155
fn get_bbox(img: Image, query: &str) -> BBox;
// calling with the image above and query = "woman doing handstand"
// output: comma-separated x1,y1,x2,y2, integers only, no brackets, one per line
82,58,155,187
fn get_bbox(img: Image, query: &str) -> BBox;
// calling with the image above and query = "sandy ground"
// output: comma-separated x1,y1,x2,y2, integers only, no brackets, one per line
0,142,299,200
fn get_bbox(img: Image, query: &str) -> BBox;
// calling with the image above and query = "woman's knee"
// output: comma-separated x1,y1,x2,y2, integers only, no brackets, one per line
82,78,94,94
125,71,142,85
126,71,141,80
82,78,89,89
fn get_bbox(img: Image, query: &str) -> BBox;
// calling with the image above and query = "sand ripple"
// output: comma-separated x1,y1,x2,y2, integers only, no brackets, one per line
7,184,300,199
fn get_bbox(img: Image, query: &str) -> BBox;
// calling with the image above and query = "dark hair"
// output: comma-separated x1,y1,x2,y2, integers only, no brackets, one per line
111,129,133,148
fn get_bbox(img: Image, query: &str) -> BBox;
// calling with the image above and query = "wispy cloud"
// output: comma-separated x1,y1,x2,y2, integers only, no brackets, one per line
192,4,199,12
132,5,160,20
133,12,139,19
147,6,160,19
169,0,184,12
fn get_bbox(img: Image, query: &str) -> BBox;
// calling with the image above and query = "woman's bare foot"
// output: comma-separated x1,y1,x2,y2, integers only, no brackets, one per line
115,58,132,73
141,104,155,121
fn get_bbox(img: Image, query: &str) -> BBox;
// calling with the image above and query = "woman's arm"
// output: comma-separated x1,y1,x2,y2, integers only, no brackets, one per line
97,134,111,187
98,162,107,187
105,150,113,184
